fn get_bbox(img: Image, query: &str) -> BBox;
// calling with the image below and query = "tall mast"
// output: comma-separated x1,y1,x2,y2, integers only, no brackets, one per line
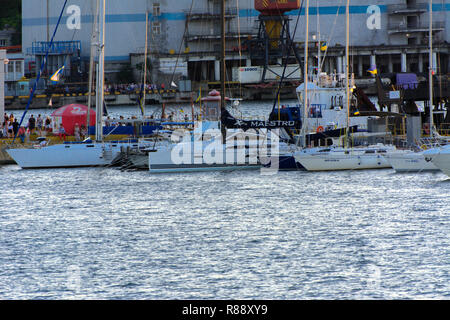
47,0,50,42
428,0,433,137
87,0,100,135
345,0,350,147
220,0,226,112
142,10,149,118
301,0,310,148
316,0,320,80
220,0,226,142
95,0,105,142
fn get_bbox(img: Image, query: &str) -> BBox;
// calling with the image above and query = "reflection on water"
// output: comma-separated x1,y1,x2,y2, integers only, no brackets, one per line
0,164,449,299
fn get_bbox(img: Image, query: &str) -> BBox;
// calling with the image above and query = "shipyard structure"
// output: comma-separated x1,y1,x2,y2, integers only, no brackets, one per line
15,0,450,102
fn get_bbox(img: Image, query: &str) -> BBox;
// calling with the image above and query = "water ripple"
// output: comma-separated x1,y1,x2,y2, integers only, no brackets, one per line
0,163,449,299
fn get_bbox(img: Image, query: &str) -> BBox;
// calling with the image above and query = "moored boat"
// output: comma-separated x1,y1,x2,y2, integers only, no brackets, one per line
423,145,450,177
294,143,395,171
383,149,439,173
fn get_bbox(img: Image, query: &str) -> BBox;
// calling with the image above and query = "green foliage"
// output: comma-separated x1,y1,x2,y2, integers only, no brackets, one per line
0,0,21,45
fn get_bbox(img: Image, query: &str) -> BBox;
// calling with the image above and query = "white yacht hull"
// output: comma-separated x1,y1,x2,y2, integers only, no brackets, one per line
6,141,137,169
384,150,439,172
148,143,261,173
294,145,395,171
424,145,450,177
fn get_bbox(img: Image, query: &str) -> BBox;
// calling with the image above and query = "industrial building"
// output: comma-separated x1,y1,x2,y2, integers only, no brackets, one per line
21,0,449,97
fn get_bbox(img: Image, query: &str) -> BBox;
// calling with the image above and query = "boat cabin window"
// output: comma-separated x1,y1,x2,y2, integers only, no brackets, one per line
309,104,323,118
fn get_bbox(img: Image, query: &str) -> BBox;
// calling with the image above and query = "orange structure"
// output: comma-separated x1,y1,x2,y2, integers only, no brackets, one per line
254,0,300,16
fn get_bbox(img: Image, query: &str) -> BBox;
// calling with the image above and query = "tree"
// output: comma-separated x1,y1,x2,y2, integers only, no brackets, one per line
0,0,22,45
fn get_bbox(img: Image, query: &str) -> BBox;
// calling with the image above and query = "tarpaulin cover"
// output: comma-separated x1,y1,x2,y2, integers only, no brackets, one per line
396,73,418,90
51,104,96,135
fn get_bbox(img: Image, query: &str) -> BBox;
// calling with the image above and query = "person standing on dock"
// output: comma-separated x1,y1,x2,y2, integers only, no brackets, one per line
74,123,81,141
18,126,26,143
28,115,36,135
58,125,66,141
36,114,43,136
44,116,52,133
12,118,19,138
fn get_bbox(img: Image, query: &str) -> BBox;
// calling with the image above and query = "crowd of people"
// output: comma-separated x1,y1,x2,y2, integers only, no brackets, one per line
105,83,165,94
1,105,195,143
45,82,170,96
1,113,53,142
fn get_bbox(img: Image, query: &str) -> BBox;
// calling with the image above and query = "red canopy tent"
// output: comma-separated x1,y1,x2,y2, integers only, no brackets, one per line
51,104,96,135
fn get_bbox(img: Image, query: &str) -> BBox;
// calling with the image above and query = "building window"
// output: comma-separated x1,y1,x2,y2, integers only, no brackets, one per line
152,22,161,35
153,3,160,17
15,61,23,73
0,39,6,47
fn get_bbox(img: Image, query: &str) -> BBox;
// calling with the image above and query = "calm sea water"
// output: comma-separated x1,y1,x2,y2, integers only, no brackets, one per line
1,101,449,300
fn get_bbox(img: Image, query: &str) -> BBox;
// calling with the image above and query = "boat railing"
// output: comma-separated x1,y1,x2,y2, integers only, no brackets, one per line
437,123,450,137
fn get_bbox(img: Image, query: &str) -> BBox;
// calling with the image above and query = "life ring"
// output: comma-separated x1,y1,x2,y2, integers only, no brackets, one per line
316,126,324,133
423,123,430,135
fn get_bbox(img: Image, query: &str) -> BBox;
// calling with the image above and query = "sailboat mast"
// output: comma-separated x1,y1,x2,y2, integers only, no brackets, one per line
428,0,433,137
220,0,226,142
87,0,100,135
95,0,105,142
316,0,320,80
142,10,149,118
301,0,310,148
345,0,350,145
220,0,226,112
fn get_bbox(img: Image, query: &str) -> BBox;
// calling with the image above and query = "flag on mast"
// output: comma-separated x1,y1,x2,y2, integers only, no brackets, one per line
367,65,378,75
50,65,65,82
